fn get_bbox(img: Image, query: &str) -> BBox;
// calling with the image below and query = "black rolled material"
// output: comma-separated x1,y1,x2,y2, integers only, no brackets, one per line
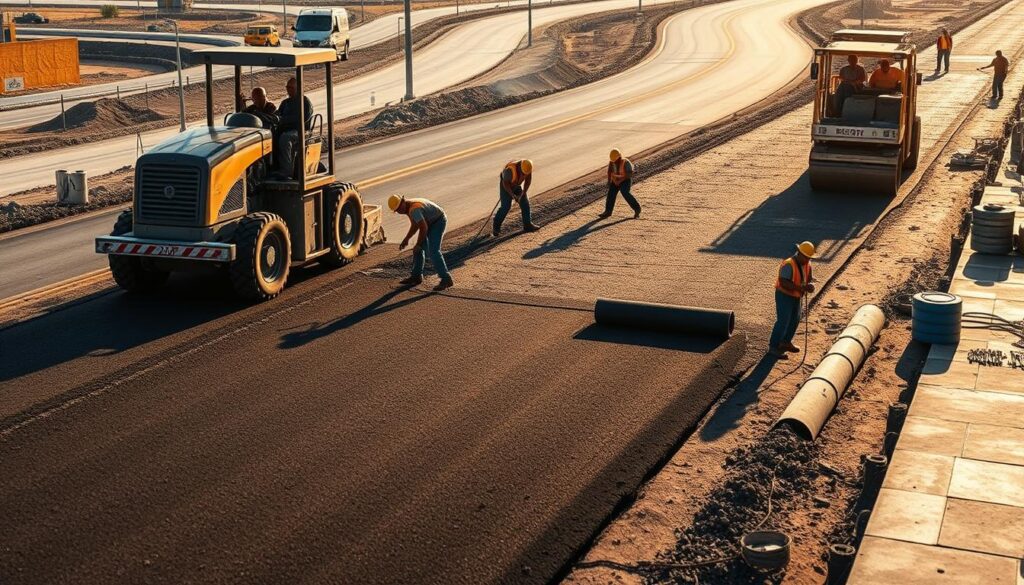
594,298,735,339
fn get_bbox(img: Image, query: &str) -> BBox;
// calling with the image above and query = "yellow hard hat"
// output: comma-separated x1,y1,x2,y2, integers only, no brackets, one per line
797,241,816,258
609,148,622,162
387,194,403,212
520,159,533,174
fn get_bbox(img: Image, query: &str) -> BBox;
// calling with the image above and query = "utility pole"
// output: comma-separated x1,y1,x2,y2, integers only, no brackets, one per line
860,0,865,28
403,0,414,100
361,0,365,21
282,0,287,35
638,0,642,15
527,0,532,47
167,19,186,132
397,16,402,50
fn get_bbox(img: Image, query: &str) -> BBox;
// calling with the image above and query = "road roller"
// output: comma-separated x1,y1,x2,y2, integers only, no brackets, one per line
808,29,922,197
95,47,384,301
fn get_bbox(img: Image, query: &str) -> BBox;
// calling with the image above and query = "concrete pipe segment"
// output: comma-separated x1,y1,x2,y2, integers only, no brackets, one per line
970,203,1015,254
911,291,962,345
776,304,885,440
593,298,735,339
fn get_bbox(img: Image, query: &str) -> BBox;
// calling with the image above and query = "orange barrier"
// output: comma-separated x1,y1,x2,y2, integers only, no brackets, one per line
0,37,79,94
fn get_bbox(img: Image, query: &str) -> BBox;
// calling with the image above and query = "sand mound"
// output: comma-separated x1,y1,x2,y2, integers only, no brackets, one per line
360,87,533,131
842,0,893,20
29,98,167,133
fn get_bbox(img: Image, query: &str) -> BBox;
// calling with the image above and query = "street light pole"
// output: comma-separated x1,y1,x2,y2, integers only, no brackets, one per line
282,0,287,35
167,19,186,132
397,16,402,51
527,0,532,47
860,0,865,28
403,0,414,100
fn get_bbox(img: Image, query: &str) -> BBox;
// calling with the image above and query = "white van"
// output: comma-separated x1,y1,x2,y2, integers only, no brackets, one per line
293,8,351,60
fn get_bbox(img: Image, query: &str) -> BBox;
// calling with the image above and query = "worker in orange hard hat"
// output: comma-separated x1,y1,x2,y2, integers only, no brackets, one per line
598,148,641,219
769,241,816,359
868,58,902,90
493,159,540,237
388,194,453,291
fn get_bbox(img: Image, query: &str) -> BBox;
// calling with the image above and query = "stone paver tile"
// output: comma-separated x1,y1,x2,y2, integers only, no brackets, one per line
990,284,1024,302
848,536,1018,585
939,498,1024,558
898,416,967,457
963,265,1011,283
975,365,1024,396
950,278,998,300
961,296,996,317
911,385,1024,429
993,300,1024,321
883,450,955,496
957,252,1019,272
927,340,986,363
948,457,1024,508
959,324,1020,344
864,488,946,545
920,359,980,389
963,423,1024,466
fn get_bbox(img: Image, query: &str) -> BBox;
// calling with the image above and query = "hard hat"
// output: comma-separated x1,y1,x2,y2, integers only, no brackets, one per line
609,148,622,162
387,194,403,212
796,241,816,258
520,159,533,174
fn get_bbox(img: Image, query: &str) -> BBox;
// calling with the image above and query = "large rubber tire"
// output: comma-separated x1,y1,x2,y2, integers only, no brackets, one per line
322,182,364,268
341,40,350,61
107,210,170,293
229,212,291,301
904,116,922,171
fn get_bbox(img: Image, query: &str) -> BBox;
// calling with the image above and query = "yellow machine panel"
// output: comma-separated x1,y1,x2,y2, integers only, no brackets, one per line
206,138,274,224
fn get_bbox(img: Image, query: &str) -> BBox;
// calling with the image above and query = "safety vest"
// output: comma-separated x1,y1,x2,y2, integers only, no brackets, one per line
504,161,526,185
938,34,952,50
776,257,811,298
608,158,630,186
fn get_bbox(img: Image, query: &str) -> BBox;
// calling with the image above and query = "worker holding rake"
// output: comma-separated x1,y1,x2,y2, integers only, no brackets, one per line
770,242,816,359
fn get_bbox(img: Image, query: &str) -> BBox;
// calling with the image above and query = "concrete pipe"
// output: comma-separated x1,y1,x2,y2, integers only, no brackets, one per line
593,298,735,339
776,305,885,440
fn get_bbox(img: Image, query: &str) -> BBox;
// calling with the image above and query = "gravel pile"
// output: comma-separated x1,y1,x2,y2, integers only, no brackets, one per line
360,86,541,130
28,99,167,134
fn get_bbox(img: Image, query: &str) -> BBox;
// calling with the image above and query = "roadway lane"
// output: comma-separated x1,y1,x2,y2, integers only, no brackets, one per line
0,0,827,299
0,0,642,195
0,270,746,584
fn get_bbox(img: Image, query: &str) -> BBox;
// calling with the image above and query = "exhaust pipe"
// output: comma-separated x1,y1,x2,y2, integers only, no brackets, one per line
776,305,885,440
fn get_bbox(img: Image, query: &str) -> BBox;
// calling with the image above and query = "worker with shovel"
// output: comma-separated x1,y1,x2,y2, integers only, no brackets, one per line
599,148,641,219
493,159,541,237
769,241,816,359
389,194,454,291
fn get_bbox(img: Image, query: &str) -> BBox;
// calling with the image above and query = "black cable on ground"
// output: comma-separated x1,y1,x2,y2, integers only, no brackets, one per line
961,311,1024,347
759,294,812,394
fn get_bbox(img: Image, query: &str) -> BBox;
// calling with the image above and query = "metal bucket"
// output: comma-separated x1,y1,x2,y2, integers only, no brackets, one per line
740,530,791,572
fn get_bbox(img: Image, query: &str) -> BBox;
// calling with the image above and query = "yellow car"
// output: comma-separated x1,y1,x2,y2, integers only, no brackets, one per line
244,25,281,47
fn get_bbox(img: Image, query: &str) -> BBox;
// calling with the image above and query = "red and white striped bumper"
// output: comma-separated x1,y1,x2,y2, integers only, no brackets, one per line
95,236,236,262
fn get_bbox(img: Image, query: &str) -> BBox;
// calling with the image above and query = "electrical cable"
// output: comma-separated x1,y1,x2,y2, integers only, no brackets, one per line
961,311,1024,347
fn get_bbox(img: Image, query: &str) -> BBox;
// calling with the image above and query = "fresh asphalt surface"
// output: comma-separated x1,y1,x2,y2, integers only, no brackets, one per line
0,260,745,584
0,0,829,299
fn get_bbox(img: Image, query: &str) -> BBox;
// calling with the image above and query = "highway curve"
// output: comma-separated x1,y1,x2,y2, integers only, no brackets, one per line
0,0,827,299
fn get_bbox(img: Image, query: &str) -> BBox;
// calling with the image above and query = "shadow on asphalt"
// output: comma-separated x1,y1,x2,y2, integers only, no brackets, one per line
278,286,433,349
573,323,726,353
522,217,630,260
702,171,891,262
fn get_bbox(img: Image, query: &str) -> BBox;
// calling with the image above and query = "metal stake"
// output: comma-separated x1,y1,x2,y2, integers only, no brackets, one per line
60,94,66,131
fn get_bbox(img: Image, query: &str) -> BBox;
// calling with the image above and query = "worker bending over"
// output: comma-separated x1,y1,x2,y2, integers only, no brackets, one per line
769,241,816,359
936,29,952,75
494,159,541,236
389,194,454,291
979,50,1009,101
599,149,641,219
868,59,902,90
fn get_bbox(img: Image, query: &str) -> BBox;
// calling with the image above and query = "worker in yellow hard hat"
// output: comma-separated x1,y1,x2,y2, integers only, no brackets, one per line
388,194,454,291
493,159,540,237
769,241,816,359
599,148,641,219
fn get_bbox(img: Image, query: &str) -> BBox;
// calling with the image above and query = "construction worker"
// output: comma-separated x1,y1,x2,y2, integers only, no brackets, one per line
276,77,314,177
769,241,815,359
388,194,454,291
835,54,866,112
599,148,641,219
979,50,1010,101
935,29,953,75
867,59,903,90
493,159,540,236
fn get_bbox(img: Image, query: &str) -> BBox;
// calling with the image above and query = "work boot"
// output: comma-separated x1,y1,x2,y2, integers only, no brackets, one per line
633,208,641,219
433,276,454,291
782,342,801,354
491,227,501,238
399,275,423,287
523,223,541,233
768,346,789,360
597,212,612,219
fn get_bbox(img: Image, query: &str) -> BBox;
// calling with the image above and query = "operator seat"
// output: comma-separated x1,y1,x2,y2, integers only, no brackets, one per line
224,112,264,128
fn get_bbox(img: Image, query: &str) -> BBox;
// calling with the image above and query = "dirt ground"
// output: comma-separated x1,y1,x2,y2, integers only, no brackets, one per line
12,7,272,34
79,60,166,85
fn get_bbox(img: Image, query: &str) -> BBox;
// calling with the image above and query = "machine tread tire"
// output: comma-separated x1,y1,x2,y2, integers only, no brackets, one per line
108,210,170,293
322,182,364,268
229,212,291,301
905,116,922,171
341,40,350,61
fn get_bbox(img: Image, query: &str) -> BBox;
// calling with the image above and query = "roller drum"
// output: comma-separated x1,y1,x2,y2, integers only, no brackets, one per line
808,161,899,197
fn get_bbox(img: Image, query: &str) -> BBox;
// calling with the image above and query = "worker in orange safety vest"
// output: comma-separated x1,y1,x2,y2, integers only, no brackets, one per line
598,148,641,219
769,241,816,359
493,159,541,236
936,28,953,75
868,58,903,90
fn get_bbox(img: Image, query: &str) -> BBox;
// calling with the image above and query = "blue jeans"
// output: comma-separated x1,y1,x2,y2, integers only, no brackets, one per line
494,182,532,232
936,49,950,72
769,290,802,348
993,74,1006,99
412,215,450,280
605,179,641,214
